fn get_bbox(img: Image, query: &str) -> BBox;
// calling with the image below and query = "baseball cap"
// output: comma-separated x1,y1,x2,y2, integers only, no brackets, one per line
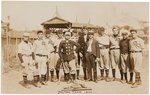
65,32,71,36
121,30,129,35
23,32,30,37
130,29,137,34
88,30,94,35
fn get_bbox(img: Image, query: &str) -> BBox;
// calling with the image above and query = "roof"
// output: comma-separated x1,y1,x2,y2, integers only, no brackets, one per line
72,22,97,29
41,16,72,28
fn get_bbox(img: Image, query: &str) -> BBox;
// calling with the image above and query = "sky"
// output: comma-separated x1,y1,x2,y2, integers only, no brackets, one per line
2,1,149,31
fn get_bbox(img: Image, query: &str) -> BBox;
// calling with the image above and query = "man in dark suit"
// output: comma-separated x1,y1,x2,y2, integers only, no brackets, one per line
77,30,88,81
86,30,100,83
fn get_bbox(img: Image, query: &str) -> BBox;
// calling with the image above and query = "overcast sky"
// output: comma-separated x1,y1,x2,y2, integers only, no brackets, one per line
2,1,149,31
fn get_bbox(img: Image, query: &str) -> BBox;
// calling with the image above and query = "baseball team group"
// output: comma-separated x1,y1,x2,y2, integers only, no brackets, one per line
18,26,144,89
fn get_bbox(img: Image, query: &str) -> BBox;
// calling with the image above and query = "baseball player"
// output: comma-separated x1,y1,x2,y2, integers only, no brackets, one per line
18,33,40,88
129,29,144,88
70,29,80,79
32,30,48,85
109,26,121,81
45,30,56,82
119,30,130,84
52,30,65,81
58,31,80,83
96,27,110,82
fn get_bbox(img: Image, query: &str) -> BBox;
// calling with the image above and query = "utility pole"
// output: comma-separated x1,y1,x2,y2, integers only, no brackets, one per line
6,16,10,67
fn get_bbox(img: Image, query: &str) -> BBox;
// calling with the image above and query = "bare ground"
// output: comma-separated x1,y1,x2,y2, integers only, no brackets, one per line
1,55,149,94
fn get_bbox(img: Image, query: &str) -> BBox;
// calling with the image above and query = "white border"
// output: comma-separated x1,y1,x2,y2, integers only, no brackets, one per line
0,0,149,95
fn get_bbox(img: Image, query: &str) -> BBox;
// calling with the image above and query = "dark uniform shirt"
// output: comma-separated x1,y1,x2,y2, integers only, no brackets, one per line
58,40,80,61
78,35,87,55
120,38,130,54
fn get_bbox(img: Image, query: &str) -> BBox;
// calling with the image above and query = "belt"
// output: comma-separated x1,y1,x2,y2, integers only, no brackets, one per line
22,54,32,56
36,54,47,57
99,47,109,49
130,51,142,53
50,51,58,53
110,48,120,50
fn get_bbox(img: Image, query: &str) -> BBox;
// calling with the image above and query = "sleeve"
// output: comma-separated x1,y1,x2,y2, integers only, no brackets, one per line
32,41,37,53
58,41,63,59
72,41,81,53
18,44,22,54
18,53,23,63
95,41,100,58
29,43,35,60
140,39,145,50
18,44,23,63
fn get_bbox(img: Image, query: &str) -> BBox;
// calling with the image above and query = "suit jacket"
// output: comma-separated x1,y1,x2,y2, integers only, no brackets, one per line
58,40,80,61
78,35,87,55
87,38,100,58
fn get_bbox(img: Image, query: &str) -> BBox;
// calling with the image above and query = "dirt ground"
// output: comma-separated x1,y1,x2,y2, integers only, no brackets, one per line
1,54,149,94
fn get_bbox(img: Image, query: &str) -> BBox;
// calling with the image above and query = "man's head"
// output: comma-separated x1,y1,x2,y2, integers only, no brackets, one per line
88,30,94,39
72,29,78,37
121,30,129,39
64,31,71,40
98,27,105,36
37,30,44,39
83,27,88,35
130,29,138,39
23,32,30,41
112,26,120,36
45,30,51,38
57,30,63,38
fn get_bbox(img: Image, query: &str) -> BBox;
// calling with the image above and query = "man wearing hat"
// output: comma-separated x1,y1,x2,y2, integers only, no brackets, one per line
45,30,56,82
32,30,48,85
70,29,80,79
86,30,100,83
58,31,80,83
77,29,88,81
109,26,121,81
119,29,130,84
18,32,40,88
53,30,65,81
129,29,144,88
96,27,110,82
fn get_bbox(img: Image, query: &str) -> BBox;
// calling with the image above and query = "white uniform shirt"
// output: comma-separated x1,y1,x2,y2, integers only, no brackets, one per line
96,35,110,47
129,37,144,51
18,41,33,55
51,36,64,52
45,37,55,53
32,38,48,55
110,35,121,48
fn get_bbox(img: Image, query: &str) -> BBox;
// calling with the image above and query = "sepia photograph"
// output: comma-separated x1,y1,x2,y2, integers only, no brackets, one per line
1,1,149,94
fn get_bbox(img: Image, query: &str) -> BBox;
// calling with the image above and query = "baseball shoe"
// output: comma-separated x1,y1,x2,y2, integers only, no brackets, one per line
120,79,126,84
99,77,104,81
128,80,133,84
131,82,138,88
105,77,111,82
111,77,116,81
41,81,48,85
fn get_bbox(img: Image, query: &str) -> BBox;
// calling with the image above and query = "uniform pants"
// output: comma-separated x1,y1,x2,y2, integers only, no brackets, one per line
120,53,129,73
48,53,59,71
22,56,39,76
86,52,97,80
35,55,47,75
129,52,142,73
99,49,110,70
110,49,120,69
62,59,76,74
